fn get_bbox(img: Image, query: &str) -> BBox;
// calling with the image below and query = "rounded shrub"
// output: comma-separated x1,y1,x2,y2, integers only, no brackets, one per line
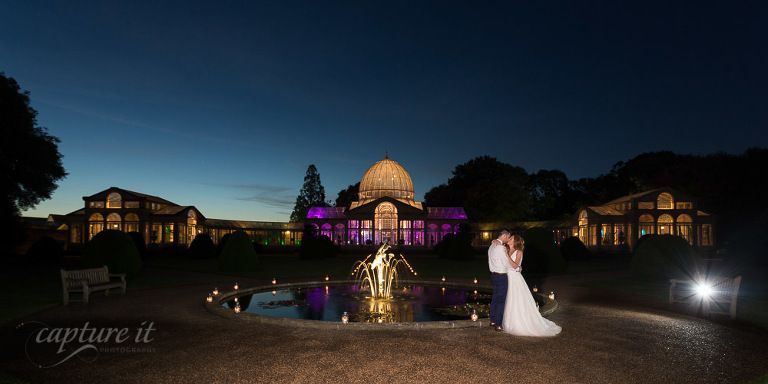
218,230,259,272
631,234,701,280
82,230,142,278
187,233,216,259
126,231,147,259
299,234,337,259
520,228,567,274
559,236,591,260
25,236,64,266
434,232,474,259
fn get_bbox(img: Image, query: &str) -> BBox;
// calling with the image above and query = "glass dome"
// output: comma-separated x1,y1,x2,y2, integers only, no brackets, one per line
358,157,415,201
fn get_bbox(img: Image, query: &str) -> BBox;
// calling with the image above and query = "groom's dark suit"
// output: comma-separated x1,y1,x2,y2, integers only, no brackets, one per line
488,239,508,328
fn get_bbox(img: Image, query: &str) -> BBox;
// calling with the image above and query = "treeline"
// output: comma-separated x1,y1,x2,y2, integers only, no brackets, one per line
422,149,768,243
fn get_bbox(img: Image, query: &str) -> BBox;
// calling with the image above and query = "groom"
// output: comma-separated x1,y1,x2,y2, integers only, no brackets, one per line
488,229,511,331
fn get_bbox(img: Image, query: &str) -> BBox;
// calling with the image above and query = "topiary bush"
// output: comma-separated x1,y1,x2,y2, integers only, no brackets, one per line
126,231,147,259
218,230,259,272
82,230,142,278
299,224,337,259
560,236,591,260
299,234,337,259
520,228,567,274
187,233,216,259
631,234,702,280
434,232,475,259
25,236,64,266
216,233,231,257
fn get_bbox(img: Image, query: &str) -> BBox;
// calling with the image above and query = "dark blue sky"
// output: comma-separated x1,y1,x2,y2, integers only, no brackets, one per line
3,1,766,221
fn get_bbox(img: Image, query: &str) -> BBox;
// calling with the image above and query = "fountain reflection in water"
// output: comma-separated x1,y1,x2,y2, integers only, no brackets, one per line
351,242,417,322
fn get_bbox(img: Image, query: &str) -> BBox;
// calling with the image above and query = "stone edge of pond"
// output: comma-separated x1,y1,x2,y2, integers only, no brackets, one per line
202,280,559,331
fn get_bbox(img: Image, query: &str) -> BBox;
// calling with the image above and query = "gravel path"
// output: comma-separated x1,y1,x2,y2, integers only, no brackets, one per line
1,269,766,383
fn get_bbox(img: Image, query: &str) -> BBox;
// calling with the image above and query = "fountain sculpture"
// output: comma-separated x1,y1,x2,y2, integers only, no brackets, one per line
352,242,416,299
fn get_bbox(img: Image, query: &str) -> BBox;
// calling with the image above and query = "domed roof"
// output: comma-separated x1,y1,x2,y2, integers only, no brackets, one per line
358,157,415,201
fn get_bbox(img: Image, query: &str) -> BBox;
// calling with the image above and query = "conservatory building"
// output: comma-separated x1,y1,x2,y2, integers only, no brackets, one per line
573,188,715,250
305,156,468,247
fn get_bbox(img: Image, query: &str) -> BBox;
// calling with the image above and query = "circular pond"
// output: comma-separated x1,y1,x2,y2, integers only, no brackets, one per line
216,281,551,324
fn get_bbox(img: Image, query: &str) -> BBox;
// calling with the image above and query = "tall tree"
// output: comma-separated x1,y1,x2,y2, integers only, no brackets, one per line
335,182,359,207
290,164,327,222
1,73,66,251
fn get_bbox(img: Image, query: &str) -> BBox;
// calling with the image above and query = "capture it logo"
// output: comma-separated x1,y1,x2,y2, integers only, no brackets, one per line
17,321,156,368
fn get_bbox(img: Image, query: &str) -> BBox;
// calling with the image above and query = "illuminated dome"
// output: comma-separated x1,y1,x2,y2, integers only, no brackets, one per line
358,157,415,201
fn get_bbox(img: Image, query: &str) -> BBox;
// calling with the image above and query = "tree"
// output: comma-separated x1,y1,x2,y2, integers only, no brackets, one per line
1,73,66,251
425,156,530,221
527,169,576,220
290,164,327,222
335,182,359,207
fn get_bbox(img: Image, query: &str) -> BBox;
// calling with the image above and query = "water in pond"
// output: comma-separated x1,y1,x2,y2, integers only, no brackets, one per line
222,284,492,323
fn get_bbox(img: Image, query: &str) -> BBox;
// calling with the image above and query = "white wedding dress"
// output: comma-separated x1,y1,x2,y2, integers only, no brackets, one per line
502,250,561,337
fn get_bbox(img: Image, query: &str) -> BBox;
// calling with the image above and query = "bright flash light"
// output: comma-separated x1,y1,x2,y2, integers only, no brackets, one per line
695,282,713,298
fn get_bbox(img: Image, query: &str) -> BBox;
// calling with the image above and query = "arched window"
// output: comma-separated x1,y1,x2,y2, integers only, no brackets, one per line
106,192,122,208
427,223,439,247
657,214,674,235
440,224,452,241
676,214,693,244
106,213,122,230
321,223,332,239
657,193,674,210
125,213,139,233
88,213,104,239
334,223,345,244
187,210,198,244
578,210,588,243
374,202,397,244
639,214,654,238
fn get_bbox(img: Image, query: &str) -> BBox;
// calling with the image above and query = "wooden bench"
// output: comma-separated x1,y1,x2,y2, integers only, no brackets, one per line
669,275,742,319
61,266,127,305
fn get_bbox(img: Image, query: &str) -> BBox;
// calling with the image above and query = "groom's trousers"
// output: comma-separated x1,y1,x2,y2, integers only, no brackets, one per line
490,272,508,326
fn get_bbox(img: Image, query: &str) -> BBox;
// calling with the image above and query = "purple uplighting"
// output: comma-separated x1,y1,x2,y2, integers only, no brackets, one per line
427,207,468,220
306,207,346,219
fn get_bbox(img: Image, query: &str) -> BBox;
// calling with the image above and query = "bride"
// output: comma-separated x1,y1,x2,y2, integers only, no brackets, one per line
502,234,561,337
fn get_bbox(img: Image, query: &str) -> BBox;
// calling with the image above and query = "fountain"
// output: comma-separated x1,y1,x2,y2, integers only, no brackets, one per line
208,241,557,326
352,242,416,299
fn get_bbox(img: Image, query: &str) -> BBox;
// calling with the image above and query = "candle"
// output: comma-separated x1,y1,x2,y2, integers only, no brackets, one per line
206,294,213,303
532,286,538,293
212,288,219,296
548,291,555,300
471,309,478,322
341,312,349,324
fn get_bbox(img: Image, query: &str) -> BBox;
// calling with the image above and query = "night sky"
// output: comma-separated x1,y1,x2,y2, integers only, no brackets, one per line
3,1,766,221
